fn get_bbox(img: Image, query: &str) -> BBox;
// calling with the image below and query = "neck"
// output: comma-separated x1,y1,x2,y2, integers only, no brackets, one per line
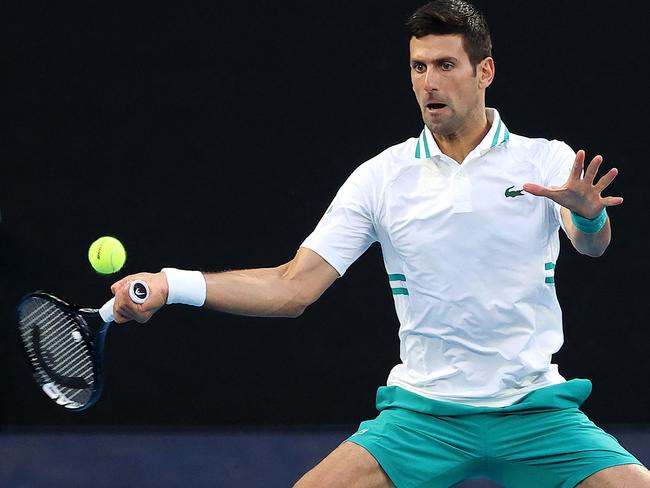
432,106,490,164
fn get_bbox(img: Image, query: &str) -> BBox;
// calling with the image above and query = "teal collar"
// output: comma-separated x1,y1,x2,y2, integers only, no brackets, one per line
414,108,509,159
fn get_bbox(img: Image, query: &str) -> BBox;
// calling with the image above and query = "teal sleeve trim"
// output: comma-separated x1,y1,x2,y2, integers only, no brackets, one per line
392,288,409,295
388,274,406,281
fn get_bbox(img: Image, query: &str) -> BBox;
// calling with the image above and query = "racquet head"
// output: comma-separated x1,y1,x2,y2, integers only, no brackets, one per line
17,292,108,410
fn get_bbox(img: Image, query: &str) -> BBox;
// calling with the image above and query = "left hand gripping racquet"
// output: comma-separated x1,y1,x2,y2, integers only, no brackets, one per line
16,280,150,411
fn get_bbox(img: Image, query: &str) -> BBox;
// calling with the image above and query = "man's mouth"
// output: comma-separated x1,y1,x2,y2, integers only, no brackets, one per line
426,102,447,112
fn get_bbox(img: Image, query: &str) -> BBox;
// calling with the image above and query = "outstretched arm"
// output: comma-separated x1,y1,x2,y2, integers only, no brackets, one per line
523,150,623,257
202,247,338,317
110,247,339,323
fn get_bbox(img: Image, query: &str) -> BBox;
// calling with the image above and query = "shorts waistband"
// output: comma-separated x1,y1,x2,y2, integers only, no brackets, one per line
376,379,593,416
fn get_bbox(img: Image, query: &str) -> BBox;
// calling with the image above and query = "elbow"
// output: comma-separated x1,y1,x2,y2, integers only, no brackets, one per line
277,292,312,318
577,241,608,258
572,233,610,258
582,248,606,258
277,265,324,318
286,303,308,318
286,292,315,318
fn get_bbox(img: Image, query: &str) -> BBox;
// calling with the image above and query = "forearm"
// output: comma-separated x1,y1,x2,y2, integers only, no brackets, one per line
202,264,310,318
562,207,612,257
110,248,337,324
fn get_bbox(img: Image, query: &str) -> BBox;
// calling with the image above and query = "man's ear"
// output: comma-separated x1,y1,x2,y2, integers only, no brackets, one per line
478,57,495,89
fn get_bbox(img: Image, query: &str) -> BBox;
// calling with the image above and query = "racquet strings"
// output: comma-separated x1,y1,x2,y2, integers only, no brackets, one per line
18,296,95,406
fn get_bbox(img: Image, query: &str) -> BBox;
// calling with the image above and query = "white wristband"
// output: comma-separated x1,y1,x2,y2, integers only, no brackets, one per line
161,268,207,306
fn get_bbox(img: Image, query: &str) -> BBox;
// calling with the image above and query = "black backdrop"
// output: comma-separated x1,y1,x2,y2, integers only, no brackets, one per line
3,1,649,429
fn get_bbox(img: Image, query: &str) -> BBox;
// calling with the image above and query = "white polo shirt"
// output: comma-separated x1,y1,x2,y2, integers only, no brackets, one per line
301,108,577,407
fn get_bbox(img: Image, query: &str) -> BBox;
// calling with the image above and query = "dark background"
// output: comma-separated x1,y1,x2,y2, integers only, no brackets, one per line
3,1,648,429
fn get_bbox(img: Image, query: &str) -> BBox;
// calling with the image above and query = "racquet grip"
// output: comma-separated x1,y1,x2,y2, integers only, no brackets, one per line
99,298,116,323
99,281,150,323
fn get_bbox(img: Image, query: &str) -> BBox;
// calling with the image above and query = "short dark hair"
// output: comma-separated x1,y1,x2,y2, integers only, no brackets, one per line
406,0,492,67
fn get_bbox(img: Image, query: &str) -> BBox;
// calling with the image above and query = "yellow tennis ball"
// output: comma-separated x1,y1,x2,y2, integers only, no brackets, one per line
88,236,126,274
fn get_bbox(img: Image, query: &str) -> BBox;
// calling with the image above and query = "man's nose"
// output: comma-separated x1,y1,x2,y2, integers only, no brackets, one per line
424,68,439,92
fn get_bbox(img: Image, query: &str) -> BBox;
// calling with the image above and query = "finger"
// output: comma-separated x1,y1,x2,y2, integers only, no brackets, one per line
115,281,133,314
112,283,131,324
523,182,557,197
110,278,127,295
594,167,618,193
569,150,586,181
135,313,151,325
120,280,150,322
602,195,624,207
117,298,137,321
116,306,133,323
113,305,130,324
584,154,604,184
112,273,147,295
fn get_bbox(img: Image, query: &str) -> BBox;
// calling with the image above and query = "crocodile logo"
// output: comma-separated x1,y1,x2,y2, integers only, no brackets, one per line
505,185,524,198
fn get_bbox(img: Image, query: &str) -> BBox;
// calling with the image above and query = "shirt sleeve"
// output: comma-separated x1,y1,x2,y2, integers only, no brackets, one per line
300,163,378,276
545,140,576,233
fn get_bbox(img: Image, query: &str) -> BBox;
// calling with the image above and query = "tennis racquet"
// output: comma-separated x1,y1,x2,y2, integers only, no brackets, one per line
16,280,150,411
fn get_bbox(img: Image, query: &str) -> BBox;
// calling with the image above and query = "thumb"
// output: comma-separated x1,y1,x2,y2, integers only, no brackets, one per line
523,182,550,197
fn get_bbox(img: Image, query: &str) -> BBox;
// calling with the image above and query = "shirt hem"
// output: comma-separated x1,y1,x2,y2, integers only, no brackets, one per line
386,376,566,408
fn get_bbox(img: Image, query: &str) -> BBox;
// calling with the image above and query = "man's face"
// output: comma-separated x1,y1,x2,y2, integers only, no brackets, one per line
410,34,488,137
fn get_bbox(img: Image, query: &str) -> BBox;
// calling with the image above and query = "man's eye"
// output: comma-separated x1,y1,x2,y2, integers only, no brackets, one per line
441,62,454,71
413,63,426,73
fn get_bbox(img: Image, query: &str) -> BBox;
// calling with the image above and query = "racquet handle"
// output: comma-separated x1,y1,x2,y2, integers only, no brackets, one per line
98,280,150,323
99,298,116,323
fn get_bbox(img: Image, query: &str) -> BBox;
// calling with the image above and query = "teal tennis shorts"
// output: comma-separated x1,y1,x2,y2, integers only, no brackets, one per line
345,379,641,487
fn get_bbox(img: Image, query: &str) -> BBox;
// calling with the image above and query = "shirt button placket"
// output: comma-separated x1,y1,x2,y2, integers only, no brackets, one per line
452,170,473,213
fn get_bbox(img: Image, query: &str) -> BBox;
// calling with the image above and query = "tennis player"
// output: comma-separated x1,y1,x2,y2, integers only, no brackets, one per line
111,1,650,486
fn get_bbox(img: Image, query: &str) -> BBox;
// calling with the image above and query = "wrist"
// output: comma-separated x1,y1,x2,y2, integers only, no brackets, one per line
160,268,207,306
570,208,608,234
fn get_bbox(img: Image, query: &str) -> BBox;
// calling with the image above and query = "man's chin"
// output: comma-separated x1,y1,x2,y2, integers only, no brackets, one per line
423,116,451,137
